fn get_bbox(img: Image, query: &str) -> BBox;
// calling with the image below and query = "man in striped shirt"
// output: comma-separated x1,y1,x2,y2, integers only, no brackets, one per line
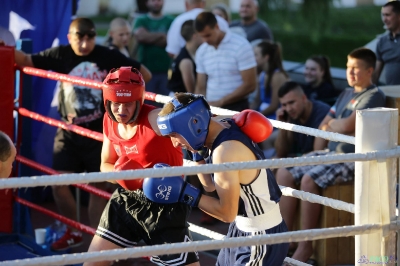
194,12,257,112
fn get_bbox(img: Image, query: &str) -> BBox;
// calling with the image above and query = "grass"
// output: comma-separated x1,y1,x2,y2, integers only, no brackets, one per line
90,5,385,67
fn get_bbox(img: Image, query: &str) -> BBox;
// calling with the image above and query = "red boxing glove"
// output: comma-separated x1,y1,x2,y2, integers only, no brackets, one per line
233,109,273,143
114,156,144,191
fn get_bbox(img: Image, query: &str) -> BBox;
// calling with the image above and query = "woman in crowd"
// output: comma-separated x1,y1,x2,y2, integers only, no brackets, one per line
302,55,338,105
252,41,289,120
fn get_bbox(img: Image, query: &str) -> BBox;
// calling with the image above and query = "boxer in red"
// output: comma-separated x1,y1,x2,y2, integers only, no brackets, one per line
84,67,200,266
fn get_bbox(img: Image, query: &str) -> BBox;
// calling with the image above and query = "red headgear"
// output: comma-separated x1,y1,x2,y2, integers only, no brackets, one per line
102,67,145,124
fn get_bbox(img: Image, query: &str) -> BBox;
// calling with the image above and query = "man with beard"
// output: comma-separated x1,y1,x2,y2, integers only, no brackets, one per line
133,0,174,103
274,81,330,159
229,0,273,44
7,17,151,251
373,1,400,85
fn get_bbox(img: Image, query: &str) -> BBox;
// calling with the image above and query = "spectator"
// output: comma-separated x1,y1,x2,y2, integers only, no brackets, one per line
0,131,16,178
9,17,151,251
211,3,231,23
165,0,229,58
253,41,289,119
374,1,400,85
251,41,289,157
302,55,338,105
230,0,273,44
195,12,257,112
274,81,330,159
0,26,15,46
168,20,203,94
133,0,174,103
155,93,289,265
108,17,132,57
276,48,385,263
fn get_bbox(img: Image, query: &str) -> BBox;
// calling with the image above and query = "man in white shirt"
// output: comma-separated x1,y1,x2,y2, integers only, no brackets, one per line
195,11,257,112
166,0,229,58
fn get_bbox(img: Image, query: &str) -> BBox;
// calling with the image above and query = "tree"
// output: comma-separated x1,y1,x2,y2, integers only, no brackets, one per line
302,0,332,42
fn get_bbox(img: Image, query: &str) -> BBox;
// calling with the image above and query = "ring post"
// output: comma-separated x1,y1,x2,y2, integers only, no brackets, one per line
355,108,398,263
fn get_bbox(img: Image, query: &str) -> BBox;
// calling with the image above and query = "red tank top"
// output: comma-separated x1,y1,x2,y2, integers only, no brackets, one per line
103,104,183,168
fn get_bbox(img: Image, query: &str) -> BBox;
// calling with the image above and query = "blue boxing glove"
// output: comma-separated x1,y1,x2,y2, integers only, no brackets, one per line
143,163,202,207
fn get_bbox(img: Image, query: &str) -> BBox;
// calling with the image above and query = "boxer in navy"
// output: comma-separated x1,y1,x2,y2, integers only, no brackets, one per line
144,93,289,266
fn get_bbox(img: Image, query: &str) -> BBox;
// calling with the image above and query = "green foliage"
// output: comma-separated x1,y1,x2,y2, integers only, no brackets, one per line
257,4,383,67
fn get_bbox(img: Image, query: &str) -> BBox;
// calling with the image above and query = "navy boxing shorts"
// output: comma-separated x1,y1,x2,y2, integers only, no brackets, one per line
96,188,199,265
217,220,289,266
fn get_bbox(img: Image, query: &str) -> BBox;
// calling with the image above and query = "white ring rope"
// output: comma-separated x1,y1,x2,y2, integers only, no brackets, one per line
154,94,355,145
187,222,225,240
1,222,398,266
280,185,354,213
269,119,355,145
2,148,399,189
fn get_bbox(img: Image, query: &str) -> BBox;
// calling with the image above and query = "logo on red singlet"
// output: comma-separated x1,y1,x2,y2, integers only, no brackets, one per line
124,145,138,154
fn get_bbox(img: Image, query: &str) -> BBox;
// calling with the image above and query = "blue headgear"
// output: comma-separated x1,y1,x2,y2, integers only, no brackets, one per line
157,95,211,151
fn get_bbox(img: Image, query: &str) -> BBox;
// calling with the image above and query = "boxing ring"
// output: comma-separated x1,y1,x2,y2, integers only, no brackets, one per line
0,46,399,266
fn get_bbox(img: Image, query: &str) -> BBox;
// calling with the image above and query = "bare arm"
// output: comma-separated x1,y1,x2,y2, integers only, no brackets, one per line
275,130,293,158
274,107,292,157
261,72,288,116
210,67,257,107
313,115,332,150
197,142,242,222
179,59,196,93
193,159,215,193
327,110,356,134
148,108,163,135
249,81,261,110
134,27,166,47
100,134,119,183
139,64,152,83
195,73,207,96
15,50,34,67
372,60,384,84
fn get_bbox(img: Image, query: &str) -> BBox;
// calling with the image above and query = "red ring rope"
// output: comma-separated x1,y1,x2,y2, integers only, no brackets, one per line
15,196,96,235
17,107,104,142
16,155,112,200
21,67,103,90
20,66,159,102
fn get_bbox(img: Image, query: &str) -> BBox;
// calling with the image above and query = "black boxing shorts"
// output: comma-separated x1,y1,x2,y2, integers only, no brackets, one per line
96,188,199,265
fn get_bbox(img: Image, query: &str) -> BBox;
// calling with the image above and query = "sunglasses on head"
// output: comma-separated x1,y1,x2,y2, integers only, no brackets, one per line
70,31,96,39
